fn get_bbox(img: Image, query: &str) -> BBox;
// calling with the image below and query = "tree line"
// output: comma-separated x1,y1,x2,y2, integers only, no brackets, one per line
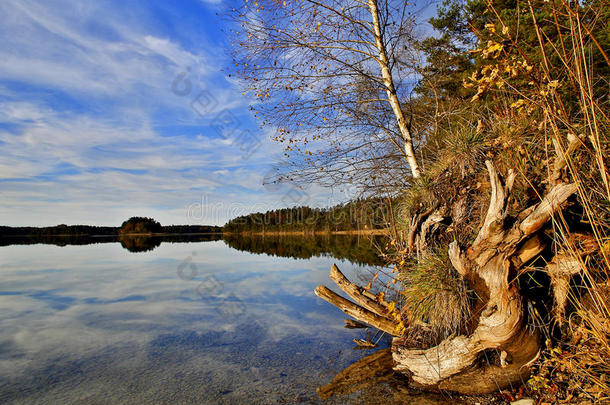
1,218,221,237
223,198,392,233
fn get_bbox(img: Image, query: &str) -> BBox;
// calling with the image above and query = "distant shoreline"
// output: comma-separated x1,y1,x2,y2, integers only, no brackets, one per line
225,229,389,236
0,232,224,237
1,229,387,238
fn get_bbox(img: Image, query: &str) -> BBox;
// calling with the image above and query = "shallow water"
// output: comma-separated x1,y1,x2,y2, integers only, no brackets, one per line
0,239,461,404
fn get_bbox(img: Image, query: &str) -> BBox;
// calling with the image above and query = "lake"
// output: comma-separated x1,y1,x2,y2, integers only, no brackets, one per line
0,236,461,404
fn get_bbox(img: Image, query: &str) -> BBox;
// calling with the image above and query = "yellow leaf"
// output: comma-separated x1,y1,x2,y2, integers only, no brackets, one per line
463,80,475,89
510,99,526,109
482,42,504,59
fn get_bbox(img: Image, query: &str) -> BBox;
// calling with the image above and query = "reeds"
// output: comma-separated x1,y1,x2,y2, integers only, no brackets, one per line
390,0,608,398
474,0,609,400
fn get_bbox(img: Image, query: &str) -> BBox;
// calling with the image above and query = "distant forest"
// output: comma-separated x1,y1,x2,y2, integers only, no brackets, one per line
0,218,223,250
223,198,392,233
1,199,393,244
0,218,222,247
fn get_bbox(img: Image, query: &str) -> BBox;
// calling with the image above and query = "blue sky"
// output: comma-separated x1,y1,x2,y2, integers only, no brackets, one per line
0,0,345,226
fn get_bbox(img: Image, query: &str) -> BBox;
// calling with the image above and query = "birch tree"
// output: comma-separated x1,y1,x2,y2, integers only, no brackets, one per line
229,0,424,186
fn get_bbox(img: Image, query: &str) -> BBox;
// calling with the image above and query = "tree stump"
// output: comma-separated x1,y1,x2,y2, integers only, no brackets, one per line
315,160,579,394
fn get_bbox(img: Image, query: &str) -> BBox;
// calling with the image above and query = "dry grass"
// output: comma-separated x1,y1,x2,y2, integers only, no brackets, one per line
398,250,472,343
504,0,610,401
390,0,609,397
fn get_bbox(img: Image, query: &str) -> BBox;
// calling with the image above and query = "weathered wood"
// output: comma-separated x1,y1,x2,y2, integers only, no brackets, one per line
513,234,546,268
407,204,439,253
353,338,378,348
437,325,540,394
314,285,400,335
393,282,539,390
552,133,582,185
470,161,516,252
392,161,574,393
519,182,578,236
317,348,394,399
329,264,390,316
546,252,585,321
315,160,580,394
416,208,445,256
448,240,467,277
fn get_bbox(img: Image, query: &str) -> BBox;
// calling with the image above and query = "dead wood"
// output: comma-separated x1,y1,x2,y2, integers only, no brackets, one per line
314,285,399,335
330,263,390,315
315,160,579,394
391,161,576,393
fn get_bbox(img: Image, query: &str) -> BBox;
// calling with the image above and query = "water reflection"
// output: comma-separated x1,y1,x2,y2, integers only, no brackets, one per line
0,233,385,266
222,234,384,266
0,233,222,250
119,235,163,252
0,239,453,404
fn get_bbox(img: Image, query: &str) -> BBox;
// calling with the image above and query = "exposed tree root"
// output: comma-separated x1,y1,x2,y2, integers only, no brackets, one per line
315,160,581,394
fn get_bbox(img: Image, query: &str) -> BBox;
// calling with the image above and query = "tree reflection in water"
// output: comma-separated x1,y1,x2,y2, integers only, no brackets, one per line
222,234,384,266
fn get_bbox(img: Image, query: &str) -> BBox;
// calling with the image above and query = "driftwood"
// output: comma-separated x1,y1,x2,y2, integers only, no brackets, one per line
546,233,597,321
314,285,399,335
406,204,439,253
329,264,390,314
547,253,584,321
353,338,378,348
315,160,580,394
552,133,582,185
314,264,399,335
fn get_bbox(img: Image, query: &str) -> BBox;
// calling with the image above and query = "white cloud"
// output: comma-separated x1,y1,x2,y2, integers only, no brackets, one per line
0,0,334,227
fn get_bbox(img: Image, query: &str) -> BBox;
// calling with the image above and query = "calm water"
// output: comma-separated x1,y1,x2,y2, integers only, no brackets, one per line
0,238,458,404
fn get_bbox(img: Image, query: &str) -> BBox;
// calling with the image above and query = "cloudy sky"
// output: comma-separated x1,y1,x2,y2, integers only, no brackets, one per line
0,0,348,226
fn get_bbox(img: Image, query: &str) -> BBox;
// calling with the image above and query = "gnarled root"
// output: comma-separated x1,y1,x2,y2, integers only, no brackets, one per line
390,161,576,393
314,160,578,394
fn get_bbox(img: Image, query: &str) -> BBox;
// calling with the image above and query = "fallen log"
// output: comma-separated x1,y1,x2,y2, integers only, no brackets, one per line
314,285,399,335
329,264,390,315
